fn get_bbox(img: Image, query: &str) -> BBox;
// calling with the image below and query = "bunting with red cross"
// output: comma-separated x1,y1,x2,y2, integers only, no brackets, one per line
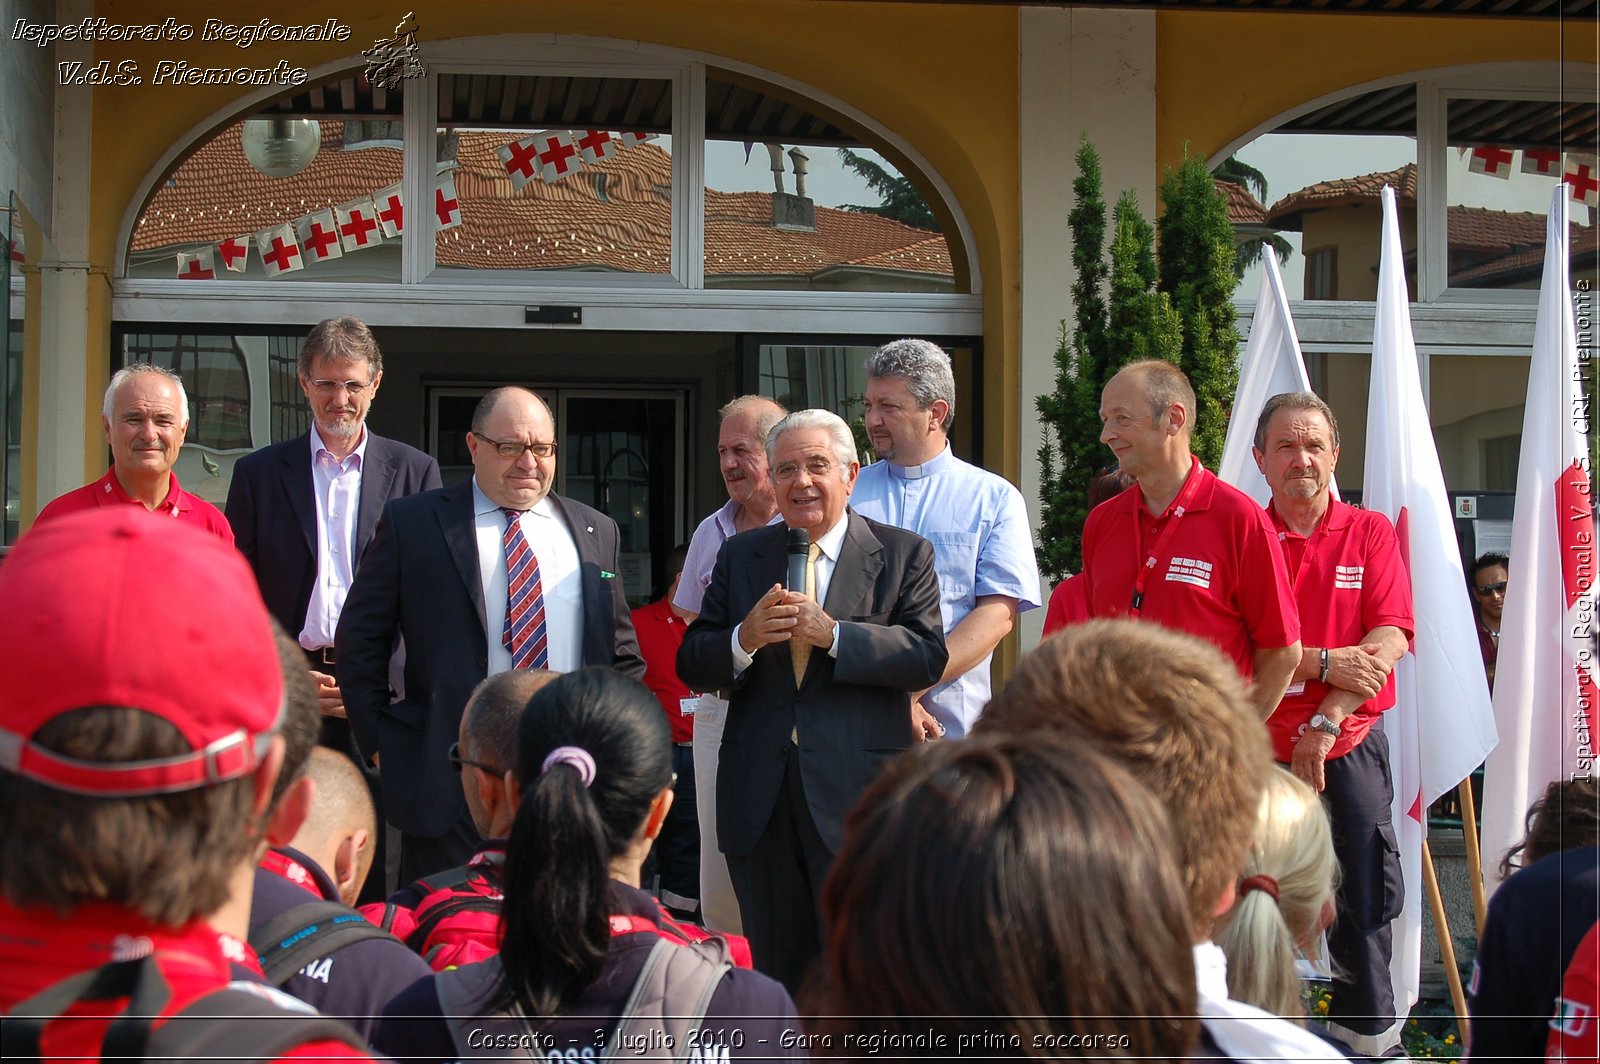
1522,148,1563,177
296,209,343,265
335,197,384,252
574,129,617,165
497,134,542,191
435,173,463,230
374,183,404,238
217,234,250,273
254,222,304,277
1467,146,1515,179
1564,154,1600,208
176,246,216,280
532,131,582,182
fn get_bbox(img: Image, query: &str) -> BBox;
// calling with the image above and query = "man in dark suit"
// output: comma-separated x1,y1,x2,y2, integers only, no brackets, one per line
227,318,439,901
677,408,947,990
337,386,645,882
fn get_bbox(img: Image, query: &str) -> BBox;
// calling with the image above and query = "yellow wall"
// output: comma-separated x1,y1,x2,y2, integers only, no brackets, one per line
1157,10,1598,169
80,0,1024,474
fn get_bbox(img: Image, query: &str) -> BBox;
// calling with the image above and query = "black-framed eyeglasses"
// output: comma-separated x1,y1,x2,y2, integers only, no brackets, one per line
1476,581,1508,596
472,431,557,460
447,741,502,776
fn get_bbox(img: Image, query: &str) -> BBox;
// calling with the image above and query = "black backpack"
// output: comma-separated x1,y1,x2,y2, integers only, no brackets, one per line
248,898,400,987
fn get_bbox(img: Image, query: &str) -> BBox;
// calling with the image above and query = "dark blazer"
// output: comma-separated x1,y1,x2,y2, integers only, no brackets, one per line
335,482,646,838
676,509,947,856
225,430,442,634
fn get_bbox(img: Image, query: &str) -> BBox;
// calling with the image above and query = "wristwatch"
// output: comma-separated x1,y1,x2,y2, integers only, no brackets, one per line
1308,713,1341,737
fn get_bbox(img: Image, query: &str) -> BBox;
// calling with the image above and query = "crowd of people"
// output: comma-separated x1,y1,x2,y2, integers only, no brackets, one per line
2,322,1594,1062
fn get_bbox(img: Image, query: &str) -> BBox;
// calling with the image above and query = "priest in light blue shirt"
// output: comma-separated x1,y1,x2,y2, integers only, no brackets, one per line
851,339,1042,738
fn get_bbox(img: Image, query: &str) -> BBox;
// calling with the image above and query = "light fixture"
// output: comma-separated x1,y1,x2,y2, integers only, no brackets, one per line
241,118,321,178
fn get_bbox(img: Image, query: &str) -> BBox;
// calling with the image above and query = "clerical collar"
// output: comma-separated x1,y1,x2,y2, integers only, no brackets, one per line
884,444,953,480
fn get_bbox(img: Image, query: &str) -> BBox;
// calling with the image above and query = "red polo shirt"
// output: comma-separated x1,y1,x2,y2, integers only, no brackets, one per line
631,597,696,743
1081,458,1299,679
34,468,234,545
1265,498,1414,762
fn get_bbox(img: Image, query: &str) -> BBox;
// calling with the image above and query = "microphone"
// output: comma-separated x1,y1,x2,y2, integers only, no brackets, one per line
785,528,811,594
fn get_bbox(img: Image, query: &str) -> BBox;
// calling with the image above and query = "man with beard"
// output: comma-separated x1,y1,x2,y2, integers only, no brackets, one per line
226,317,440,898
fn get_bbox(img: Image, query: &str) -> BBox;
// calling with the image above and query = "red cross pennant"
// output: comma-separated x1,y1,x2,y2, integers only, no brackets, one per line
256,225,303,276
217,236,249,272
435,176,462,229
299,210,343,262
575,129,616,164
373,185,404,238
497,136,541,189
535,132,580,180
1565,157,1600,208
7,236,23,265
176,250,215,280
1468,146,1515,178
337,201,382,250
618,131,658,148
1523,148,1563,176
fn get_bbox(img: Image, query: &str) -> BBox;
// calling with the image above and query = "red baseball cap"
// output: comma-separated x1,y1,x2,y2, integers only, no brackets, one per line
0,508,284,795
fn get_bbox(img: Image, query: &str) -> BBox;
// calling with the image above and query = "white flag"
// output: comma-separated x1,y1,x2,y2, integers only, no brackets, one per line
496,135,542,190
531,131,582,182
217,234,250,273
434,174,463,231
1467,146,1516,179
1219,253,1334,506
1480,187,1596,890
253,223,303,277
574,129,618,164
373,184,404,238
1363,184,1499,1030
175,247,215,280
334,198,384,252
295,209,343,264
1564,154,1600,209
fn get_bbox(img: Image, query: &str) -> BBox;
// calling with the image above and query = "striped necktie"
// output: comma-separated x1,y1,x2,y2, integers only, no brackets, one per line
502,508,549,669
791,541,821,687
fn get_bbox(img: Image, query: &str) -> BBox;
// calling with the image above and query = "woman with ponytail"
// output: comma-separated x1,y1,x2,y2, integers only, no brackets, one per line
373,668,799,1062
1212,767,1340,1024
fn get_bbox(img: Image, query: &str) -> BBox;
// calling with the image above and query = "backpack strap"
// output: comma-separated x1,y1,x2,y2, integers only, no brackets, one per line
437,956,535,1060
406,892,503,955
605,936,732,1064
2,956,173,1061
249,899,400,986
148,983,367,1060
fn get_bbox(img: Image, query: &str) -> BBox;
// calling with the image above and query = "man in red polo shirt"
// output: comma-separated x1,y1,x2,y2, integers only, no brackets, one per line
1254,390,1413,1057
1081,360,1300,718
33,364,232,543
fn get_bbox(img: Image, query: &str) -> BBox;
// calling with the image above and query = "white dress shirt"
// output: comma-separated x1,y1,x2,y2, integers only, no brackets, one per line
299,425,368,650
473,480,583,674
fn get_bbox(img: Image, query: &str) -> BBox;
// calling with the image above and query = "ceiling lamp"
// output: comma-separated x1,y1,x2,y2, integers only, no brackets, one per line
241,118,321,178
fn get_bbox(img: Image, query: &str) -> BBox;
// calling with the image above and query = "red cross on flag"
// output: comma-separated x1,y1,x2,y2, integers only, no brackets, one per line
435,174,462,230
296,209,343,264
254,222,304,277
1564,154,1600,208
496,135,542,191
1467,145,1515,179
374,184,404,238
7,231,23,265
574,129,617,165
1522,148,1563,176
335,198,385,252
176,247,216,280
618,130,659,148
532,131,582,182
217,235,249,273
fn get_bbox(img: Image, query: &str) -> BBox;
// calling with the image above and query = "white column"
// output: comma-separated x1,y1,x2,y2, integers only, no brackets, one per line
1017,6,1157,641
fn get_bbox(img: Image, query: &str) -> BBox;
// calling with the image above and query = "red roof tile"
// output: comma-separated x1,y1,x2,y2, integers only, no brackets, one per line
132,121,952,281
1217,179,1269,227
1267,164,1419,227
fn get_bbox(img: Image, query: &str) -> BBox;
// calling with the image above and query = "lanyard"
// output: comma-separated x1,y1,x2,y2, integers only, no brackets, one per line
1131,458,1204,613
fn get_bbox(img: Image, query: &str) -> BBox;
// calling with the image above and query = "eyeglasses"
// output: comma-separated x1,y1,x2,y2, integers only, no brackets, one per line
447,741,502,776
1476,581,1508,596
472,432,558,459
774,456,839,481
309,379,373,396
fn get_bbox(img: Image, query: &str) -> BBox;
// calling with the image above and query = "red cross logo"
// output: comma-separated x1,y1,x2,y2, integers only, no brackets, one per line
263,236,301,273
575,129,614,159
341,210,379,247
502,138,540,181
304,221,339,260
177,257,214,280
1471,146,1515,176
537,135,579,177
1565,162,1599,204
435,186,460,226
1523,148,1562,175
218,237,247,269
378,194,403,234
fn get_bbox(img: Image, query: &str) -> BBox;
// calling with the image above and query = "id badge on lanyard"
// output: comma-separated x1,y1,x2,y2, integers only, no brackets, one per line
1130,462,1203,614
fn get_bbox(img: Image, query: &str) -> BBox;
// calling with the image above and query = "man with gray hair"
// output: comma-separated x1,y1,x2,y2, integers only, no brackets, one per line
674,393,786,935
678,408,946,989
851,338,1040,738
33,363,233,541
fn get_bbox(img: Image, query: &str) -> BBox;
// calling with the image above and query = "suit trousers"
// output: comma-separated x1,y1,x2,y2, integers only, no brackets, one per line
397,807,483,887
692,695,742,934
726,739,833,994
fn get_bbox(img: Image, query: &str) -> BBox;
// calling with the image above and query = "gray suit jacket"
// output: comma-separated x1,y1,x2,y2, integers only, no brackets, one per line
676,509,947,855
